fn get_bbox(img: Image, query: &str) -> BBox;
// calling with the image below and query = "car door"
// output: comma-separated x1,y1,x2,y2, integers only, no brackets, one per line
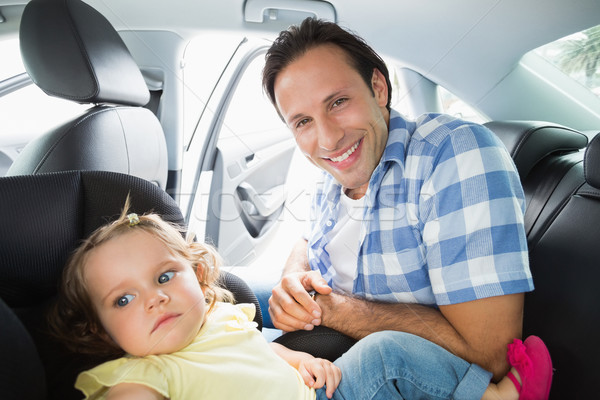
181,38,296,266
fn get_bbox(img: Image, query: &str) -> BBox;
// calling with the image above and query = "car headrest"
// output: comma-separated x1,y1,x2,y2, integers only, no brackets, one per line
484,121,588,179
0,171,182,308
584,134,600,189
19,0,150,106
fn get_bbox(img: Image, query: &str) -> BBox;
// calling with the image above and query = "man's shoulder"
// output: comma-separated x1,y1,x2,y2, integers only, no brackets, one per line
411,113,490,145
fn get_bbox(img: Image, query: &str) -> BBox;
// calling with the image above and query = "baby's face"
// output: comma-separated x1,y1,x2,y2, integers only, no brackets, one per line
84,230,207,356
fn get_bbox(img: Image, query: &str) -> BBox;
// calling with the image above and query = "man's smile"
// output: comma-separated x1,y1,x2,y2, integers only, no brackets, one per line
327,140,361,163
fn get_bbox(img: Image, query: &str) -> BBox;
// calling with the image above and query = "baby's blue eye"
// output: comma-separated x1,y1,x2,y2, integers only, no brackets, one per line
158,271,174,284
116,294,135,307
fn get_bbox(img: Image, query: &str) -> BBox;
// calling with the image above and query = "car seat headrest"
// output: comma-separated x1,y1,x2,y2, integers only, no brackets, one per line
0,171,182,308
19,0,149,106
584,133,600,189
484,121,588,179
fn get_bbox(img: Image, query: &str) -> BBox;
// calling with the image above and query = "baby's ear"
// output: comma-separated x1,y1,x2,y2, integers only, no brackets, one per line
88,321,99,335
90,322,111,342
98,329,121,350
195,262,207,284
200,283,208,295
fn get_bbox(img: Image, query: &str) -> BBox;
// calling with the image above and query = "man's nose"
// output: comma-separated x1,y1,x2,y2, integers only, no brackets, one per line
317,119,344,151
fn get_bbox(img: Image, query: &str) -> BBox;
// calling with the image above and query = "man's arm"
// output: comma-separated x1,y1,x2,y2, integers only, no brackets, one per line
316,291,524,381
270,240,523,380
282,238,311,275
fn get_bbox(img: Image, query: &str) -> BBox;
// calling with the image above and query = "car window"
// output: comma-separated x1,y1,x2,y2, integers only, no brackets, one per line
387,61,487,123
533,24,600,98
1,84,90,146
219,54,290,141
0,37,90,174
437,85,487,124
182,34,247,148
0,38,24,81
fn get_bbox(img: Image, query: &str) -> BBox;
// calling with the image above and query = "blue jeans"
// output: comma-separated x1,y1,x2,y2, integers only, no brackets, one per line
246,279,492,398
248,278,277,328
315,331,492,400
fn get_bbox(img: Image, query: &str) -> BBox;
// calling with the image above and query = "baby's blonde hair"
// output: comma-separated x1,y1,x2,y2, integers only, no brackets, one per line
48,197,233,357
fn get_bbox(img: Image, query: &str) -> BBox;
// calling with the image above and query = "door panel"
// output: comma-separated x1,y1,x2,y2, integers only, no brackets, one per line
208,136,295,265
185,42,296,265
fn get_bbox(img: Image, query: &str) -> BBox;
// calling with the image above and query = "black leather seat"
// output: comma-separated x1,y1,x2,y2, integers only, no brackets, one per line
7,0,168,188
484,121,588,243
0,171,261,400
484,120,587,180
520,133,600,399
469,121,598,398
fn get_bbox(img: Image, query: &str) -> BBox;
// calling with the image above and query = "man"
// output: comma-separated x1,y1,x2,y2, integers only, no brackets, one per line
262,18,533,381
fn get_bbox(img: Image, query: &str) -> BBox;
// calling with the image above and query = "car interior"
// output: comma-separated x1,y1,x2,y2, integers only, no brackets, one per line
0,0,599,399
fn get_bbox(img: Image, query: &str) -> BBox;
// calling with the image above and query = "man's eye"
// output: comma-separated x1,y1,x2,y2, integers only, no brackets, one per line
295,118,310,129
116,294,135,307
158,271,175,284
332,98,347,108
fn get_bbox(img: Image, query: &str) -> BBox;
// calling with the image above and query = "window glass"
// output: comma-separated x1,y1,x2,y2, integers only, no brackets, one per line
182,34,246,147
0,38,25,81
220,54,289,141
1,84,89,146
386,60,486,123
533,24,600,98
0,37,90,171
387,63,412,118
437,86,487,124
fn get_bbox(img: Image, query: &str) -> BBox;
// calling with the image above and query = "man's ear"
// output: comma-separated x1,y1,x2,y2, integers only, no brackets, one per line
371,68,389,107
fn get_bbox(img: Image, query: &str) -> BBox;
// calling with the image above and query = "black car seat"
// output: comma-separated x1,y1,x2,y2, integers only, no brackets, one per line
519,133,600,399
0,171,261,400
465,120,598,398
7,0,168,189
483,121,587,181
483,121,588,242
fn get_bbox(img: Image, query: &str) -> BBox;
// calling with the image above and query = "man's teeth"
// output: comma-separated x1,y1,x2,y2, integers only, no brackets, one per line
330,141,359,162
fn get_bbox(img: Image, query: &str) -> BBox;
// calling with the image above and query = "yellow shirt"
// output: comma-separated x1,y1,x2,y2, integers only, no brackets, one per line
76,303,315,400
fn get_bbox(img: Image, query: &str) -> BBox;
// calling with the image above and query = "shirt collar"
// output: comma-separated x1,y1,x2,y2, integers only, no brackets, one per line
379,109,413,165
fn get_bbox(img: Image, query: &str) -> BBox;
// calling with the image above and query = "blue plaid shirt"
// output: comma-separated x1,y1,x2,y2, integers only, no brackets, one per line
307,111,534,306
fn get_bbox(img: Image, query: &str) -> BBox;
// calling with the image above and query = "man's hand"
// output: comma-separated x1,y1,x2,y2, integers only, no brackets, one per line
269,270,332,332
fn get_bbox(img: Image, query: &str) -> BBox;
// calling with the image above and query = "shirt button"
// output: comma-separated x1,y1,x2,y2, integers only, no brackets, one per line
326,220,333,227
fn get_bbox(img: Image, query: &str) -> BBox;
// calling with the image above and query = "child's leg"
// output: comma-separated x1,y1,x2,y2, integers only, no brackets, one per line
316,331,492,400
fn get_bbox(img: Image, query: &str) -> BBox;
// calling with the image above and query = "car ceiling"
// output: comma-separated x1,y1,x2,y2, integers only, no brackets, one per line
2,0,600,126
87,0,600,101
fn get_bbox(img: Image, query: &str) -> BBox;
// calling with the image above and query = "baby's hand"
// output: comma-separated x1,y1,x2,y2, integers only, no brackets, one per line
298,358,341,399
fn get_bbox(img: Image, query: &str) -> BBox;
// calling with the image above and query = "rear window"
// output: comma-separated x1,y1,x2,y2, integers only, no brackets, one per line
533,24,600,98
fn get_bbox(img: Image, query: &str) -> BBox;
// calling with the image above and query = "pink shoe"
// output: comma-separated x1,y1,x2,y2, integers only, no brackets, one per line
506,336,553,400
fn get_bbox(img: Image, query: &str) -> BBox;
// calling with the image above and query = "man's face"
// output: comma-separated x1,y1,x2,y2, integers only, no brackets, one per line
274,44,390,198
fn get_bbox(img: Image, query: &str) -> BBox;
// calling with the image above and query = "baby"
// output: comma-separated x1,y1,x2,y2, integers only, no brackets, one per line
48,199,552,399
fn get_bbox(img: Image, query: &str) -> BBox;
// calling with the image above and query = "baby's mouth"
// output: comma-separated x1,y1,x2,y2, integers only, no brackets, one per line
152,313,179,333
